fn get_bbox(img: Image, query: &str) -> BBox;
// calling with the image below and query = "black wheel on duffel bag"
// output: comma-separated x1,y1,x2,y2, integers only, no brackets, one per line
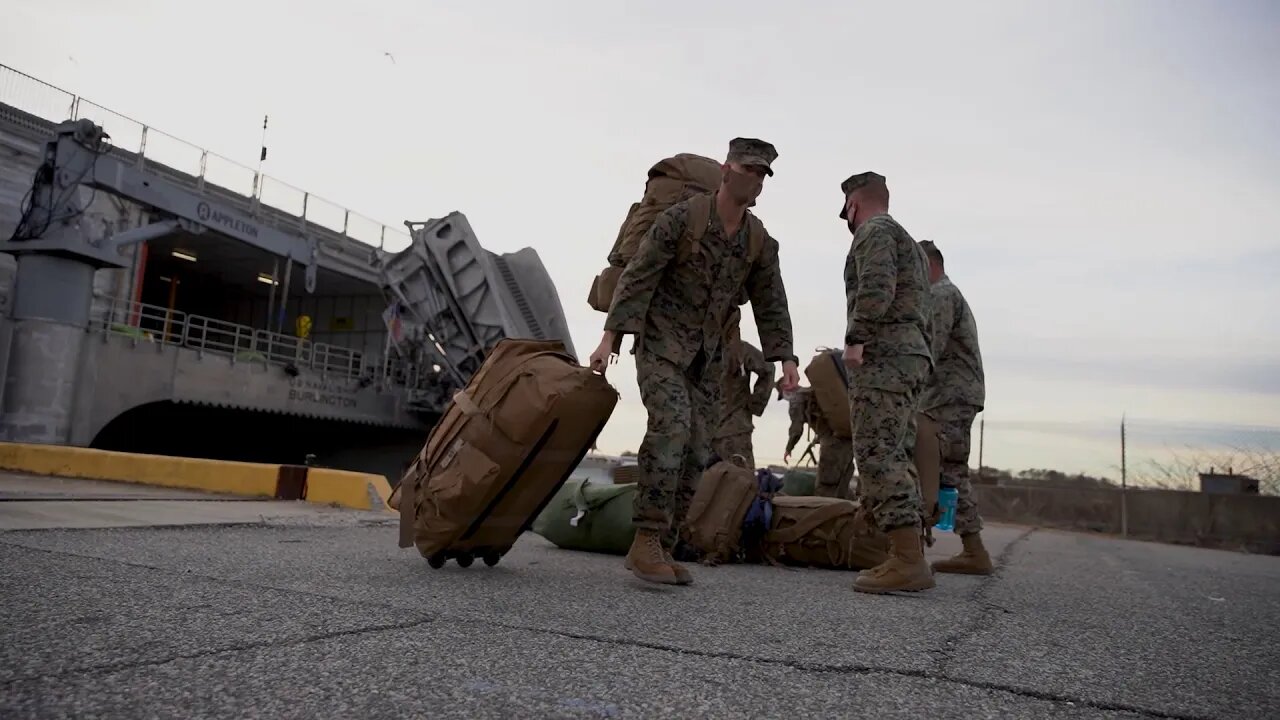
456,552,474,568
482,550,500,567
426,553,445,569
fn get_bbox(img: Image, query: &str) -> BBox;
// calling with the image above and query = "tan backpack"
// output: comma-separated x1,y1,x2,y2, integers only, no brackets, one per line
678,458,759,564
802,346,943,528
915,411,943,527
761,495,890,570
588,153,766,314
802,349,852,438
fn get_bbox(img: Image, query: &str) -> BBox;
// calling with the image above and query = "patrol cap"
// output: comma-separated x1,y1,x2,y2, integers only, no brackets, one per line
838,171,886,220
727,137,778,176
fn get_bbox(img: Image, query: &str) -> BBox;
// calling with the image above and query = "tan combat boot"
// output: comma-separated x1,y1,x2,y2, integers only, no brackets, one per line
625,534,693,585
931,532,994,575
625,529,681,585
853,527,936,594
662,546,693,586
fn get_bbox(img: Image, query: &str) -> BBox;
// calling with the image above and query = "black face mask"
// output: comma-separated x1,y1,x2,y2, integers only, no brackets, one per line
724,167,763,203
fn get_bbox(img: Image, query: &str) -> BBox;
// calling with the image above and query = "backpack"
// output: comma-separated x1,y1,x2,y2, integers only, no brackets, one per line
760,495,890,570
798,346,944,528
802,349,852,438
397,338,619,569
915,411,943,528
588,153,766,314
678,457,760,565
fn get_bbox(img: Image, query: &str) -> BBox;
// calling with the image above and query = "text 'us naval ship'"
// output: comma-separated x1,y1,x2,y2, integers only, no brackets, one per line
0,63,575,483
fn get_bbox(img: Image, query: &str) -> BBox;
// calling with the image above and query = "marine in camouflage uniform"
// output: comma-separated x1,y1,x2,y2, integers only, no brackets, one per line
712,309,776,470
918,240,993,575
838,171,936,594
597,137,798,586
784,387,854,499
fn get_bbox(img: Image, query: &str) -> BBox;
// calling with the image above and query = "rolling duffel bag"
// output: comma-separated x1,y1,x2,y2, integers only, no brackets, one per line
397,338,619,568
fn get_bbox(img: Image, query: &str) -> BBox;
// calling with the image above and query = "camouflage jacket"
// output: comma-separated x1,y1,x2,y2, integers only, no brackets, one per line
921,275,985,411
715,340,775,438
604,195,797,369
843,214,933,386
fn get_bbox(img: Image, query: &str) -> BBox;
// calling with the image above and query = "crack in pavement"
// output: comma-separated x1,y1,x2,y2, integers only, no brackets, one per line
0,531,1213,720
481,615,1204,720
0,537,405,611
1,618,438,686
932,526,1037,675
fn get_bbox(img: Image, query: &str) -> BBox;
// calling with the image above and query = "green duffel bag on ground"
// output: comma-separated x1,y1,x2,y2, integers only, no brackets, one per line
781,468,817,496
531,477,637,555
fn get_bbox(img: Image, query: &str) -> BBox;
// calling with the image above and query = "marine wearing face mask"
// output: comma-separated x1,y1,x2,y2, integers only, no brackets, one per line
838,171,937,595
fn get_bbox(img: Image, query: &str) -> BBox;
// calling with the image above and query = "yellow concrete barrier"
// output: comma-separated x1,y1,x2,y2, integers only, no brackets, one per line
306,467,395,512
0,442,393,513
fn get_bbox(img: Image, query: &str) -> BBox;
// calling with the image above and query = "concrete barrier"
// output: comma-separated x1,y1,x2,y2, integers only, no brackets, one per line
974,484,1280,555
306,467,395,512
0,442,394,513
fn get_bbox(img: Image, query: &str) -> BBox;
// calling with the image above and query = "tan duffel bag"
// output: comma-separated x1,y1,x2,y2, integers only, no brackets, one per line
761,495,890,570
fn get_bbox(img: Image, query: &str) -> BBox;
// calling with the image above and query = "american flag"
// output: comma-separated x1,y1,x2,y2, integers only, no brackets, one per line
382,301,405,345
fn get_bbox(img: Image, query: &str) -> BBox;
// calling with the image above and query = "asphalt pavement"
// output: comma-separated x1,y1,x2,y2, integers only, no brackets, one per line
1,472,1276,719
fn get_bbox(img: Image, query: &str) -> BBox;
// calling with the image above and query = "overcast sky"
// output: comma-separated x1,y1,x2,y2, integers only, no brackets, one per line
3,0,1277,480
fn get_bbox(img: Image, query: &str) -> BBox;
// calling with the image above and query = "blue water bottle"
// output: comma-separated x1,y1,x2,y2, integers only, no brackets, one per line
936,487,958,532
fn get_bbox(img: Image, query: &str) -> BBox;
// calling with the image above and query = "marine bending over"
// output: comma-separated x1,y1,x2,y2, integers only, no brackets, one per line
588,137,800,586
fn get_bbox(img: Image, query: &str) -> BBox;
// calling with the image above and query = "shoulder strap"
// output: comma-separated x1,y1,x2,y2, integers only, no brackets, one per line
767,501,855,544
679,192,714,262
744,213,766,265
826,350,850,391
681,194,764,265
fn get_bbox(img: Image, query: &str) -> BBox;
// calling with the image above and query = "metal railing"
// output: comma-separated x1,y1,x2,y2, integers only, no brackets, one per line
0,63,413,253
184,314,365,378
95,295,374,381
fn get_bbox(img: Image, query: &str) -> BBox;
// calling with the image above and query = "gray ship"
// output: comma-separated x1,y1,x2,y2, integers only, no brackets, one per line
0,63,575,484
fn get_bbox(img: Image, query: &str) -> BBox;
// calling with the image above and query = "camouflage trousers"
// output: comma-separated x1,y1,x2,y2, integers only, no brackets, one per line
633,349,722,534
814,433,854,500
711,432,755,470
928,403,984,536
847,356,929,533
